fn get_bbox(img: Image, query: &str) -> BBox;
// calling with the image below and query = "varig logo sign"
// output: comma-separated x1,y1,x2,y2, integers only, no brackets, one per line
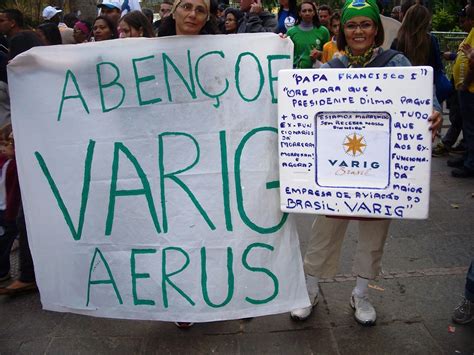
343,133,366,156
315,111,390,189
327,132,380,173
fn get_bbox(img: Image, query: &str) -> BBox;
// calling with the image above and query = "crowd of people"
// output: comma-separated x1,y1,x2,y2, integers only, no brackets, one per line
0,0,472,329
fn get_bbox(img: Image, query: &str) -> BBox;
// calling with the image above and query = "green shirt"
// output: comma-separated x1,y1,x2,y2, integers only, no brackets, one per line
287,25,330,68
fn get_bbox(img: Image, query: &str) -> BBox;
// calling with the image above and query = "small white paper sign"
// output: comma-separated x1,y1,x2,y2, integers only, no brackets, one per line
278,66,433,219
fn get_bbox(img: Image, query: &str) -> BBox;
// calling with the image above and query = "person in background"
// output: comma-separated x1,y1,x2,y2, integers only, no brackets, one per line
37,22,63,45
321,11,342,63
153,0,174,34
286,0,330,68
276,0,297,34
118,10,155,38
290,0,442,326
223,8,244,34
452,260,474,324
393,4,445,102
73,21,91,43
63,12,79,28
92,15,118,41
377,0,400,49
0,31,44,296
318,4,332,27
449,4,474,178
390,5,401,20
141,8,155,25
0,9,24,43
42,5,75,44
237,0,277,33
97,0,122,27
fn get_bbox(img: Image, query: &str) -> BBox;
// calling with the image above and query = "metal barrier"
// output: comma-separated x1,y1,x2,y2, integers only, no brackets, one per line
431,31,468,77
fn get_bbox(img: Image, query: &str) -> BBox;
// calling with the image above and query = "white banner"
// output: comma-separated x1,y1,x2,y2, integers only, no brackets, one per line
8,34,309,322
278,67,433,219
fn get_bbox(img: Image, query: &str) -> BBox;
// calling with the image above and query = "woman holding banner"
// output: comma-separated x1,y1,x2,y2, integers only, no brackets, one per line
158,0,218,36
157,0,217,329
290,0,442,326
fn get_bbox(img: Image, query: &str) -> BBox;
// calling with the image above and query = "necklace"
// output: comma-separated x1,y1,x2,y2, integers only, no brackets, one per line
345,45,375,67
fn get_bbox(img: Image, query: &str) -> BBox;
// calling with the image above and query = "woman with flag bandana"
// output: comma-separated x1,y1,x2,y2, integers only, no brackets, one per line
290,0,442,326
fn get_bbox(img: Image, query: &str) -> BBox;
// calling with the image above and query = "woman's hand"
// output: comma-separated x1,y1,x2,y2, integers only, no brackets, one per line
428,110,442,142
278,32,287,39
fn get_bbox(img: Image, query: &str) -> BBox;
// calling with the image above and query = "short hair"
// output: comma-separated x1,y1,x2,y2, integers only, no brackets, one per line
37,22,63,45
1,9,24,28
318,4,332,14
329,11,340,24
337,18,384,51
120,10,155,37
8,31,43,60
162,0,174,5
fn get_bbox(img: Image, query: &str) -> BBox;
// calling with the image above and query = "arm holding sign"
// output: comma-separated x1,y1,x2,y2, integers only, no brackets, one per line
290,0,440,327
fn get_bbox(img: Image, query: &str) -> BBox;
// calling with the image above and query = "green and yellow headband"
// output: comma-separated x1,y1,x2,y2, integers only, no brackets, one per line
341,0,380,25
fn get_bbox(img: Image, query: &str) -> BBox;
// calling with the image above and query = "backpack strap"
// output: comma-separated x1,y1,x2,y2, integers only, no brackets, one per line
366,49,401,67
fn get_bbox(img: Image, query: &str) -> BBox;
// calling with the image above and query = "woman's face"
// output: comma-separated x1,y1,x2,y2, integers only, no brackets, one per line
299,3,315,24
93,19,113,41
174,0,209,35
118,21,143,38
224,13,237,33
330,19,340,37
73,24,88,43
343,16,377,55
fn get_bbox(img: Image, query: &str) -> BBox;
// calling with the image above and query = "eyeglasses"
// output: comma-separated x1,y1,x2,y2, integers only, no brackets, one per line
344,22,374,31
178,2,208,18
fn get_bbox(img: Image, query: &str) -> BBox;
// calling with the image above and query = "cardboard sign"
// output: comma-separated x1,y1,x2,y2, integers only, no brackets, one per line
8,34,310,322
278,67,433,219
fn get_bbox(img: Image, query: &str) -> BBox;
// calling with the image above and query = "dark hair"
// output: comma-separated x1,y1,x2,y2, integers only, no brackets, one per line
93,15,118,39
466,4,474,20
1,9,24,28
37,22,63,45
63,13,79,28
223,7,243,33
330,11,340,24
141,8,154,24
8,31,43,61
158,0,219,36
337,18,384,51
400,0,416,19
318,4,332,15
396,5,430,65
278,0,297,17
296,1,321,27
120,11,155,37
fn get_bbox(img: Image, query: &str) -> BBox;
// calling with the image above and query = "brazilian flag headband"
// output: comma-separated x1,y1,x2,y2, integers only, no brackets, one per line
341,0,380,25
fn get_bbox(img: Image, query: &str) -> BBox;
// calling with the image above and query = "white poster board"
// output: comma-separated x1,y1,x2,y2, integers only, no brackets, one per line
8,34,310,322
278,67,433,219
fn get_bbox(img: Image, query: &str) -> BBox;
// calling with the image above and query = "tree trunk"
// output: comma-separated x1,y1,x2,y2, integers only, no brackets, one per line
69,0,97,23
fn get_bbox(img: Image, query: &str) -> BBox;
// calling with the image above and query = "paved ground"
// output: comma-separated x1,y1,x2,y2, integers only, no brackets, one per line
1,123,473,354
